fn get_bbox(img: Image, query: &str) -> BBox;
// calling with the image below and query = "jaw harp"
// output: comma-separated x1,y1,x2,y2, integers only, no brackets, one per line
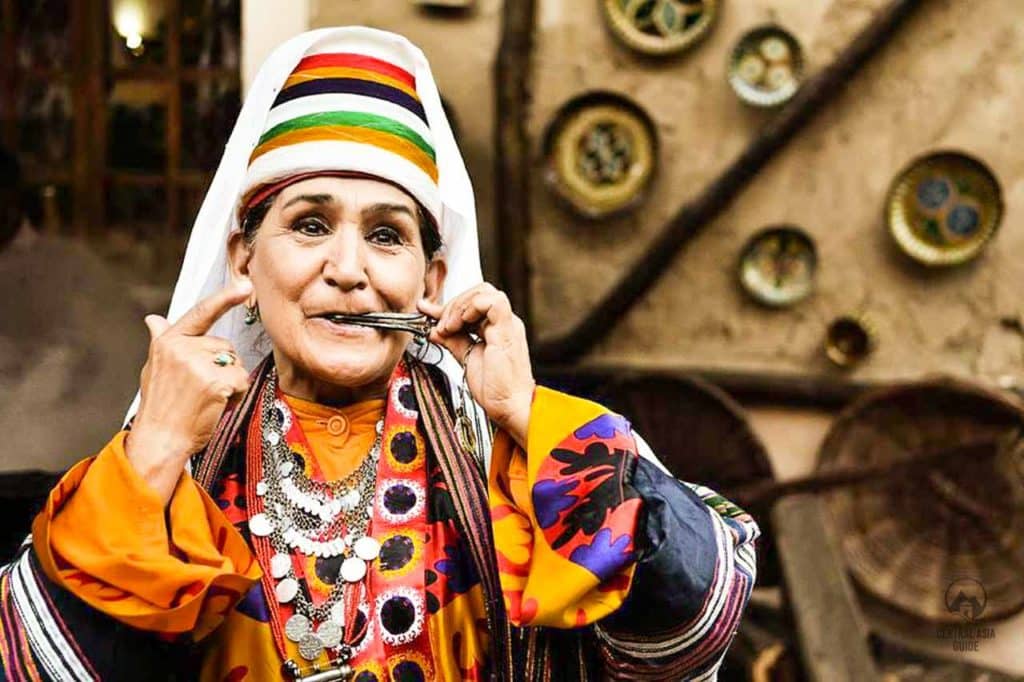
326,312,435,337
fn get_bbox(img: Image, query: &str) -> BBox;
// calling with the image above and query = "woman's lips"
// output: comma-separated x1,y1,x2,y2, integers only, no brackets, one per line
309,316,378,337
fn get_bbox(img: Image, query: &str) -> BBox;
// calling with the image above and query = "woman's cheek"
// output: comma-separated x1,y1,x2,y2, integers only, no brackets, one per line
372,257,424,310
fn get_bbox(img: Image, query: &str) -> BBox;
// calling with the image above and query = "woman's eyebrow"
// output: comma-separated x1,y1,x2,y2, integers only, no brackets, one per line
281,193,336,210
362,203,415,219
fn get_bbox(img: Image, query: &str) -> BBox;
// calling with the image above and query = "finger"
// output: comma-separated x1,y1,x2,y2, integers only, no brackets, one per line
417,298,444,320
144,314,171,341
210,366,251,402
170,280,253,337
437,286,490,337
459,292,512,330
224,365,252,396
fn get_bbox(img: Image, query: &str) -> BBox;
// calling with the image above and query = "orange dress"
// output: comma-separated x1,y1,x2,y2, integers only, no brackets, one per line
28,388,666,680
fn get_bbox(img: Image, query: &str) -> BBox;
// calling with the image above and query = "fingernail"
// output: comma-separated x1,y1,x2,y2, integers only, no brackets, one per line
237,280,253,295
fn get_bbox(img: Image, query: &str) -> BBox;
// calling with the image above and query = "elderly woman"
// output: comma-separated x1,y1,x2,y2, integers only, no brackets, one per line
0,28,758,682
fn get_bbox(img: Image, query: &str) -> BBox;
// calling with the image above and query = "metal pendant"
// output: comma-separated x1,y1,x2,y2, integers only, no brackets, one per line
455,411,478,459
283,659,354,682
329,600,347,627
353,536,380,562
316,620,343,649
298,632,324,661
285,614,312,643
270,553,292,579
276,577,300,604
249,513,274,537
339,557,367,583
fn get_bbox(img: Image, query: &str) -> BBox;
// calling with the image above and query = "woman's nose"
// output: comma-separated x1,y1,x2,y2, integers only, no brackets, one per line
321,227,368,290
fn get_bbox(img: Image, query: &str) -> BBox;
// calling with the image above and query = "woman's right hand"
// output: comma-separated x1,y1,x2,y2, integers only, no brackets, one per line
125,281,254,504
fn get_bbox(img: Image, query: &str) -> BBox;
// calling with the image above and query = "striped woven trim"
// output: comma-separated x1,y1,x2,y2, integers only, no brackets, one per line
285,67,418,100
0,560,41,682
292,52,416,88
272,78,427,124
409,361,514,680
258,111,435,160
592,482,759,679
251,125,438,182
1,550,96,681
265,93,432,142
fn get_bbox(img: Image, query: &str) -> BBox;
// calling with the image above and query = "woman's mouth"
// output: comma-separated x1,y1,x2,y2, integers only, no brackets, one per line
309,314,378,337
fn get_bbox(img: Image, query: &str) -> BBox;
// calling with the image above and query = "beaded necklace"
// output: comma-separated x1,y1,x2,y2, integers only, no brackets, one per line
245,361,434,680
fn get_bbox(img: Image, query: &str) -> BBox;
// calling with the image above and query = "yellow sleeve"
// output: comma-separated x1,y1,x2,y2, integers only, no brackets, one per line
32,431,262,639
488,387,641,629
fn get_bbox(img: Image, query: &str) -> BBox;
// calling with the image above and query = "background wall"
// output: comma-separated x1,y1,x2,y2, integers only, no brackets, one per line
529,0,1024,388
296,2,1024,674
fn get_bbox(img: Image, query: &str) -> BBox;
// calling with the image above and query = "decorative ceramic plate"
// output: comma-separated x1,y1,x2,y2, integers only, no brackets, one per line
544,93,657,219
738,226,817,306
886,151,1003,266
728,25,804,107
824,315,876,368
602,0,717,56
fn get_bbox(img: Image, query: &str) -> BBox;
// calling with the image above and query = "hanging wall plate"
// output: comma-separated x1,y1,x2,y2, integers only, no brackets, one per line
728,24,805,107
738,226,818,307
544,92,658,219
886,151,1003,266
602,0,718,56
824,315,876,368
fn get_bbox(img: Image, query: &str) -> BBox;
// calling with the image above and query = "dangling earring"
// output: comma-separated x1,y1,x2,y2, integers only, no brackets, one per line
244,301,260,326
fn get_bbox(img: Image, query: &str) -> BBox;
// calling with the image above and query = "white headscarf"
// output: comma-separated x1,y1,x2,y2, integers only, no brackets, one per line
124,27,492,466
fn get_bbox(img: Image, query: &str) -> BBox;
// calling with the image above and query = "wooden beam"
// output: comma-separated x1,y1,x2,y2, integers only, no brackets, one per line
86,0,108,239
0,0,16,149
534,0,929,363
773,494,880,681
535,364,870,408
167,0,182,237
730,439,999,508
494,0,535,336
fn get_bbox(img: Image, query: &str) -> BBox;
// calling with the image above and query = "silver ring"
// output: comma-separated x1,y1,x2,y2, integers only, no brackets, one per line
213,351,236,367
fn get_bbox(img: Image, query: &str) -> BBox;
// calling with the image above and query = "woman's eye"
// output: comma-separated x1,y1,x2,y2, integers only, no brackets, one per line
293,217,330,236
369,226,402,246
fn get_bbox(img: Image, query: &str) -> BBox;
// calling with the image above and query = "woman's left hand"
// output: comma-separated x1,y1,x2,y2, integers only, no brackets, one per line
418,283,535,448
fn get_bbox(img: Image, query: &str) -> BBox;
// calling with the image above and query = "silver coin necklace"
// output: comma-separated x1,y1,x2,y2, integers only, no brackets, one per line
250,369,383,678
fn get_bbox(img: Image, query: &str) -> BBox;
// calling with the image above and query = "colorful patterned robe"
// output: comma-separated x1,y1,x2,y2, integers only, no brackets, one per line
0,360,759,680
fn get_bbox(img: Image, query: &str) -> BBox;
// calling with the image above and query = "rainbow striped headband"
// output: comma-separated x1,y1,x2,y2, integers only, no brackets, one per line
242,35,441,224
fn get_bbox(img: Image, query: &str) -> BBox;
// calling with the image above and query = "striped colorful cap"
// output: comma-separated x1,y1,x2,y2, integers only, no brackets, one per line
242,32,440,223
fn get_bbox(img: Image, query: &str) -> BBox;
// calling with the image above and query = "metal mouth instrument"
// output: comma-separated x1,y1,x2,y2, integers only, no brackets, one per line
325,312,435,338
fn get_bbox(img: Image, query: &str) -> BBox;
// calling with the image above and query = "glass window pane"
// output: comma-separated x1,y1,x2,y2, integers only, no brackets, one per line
108,80,168,172
16,80,73,173
15,0,71,70
181,0,240,69
181,79,240,170
109,0,170,68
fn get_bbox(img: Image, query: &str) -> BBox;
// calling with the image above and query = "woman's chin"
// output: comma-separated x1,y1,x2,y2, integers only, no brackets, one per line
302,336,401,386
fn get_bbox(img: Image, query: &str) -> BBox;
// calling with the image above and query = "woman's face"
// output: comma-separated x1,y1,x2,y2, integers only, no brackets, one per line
228,175,445,404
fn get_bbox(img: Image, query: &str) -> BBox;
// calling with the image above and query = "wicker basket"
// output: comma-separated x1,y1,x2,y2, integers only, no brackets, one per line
817,377,1024,623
